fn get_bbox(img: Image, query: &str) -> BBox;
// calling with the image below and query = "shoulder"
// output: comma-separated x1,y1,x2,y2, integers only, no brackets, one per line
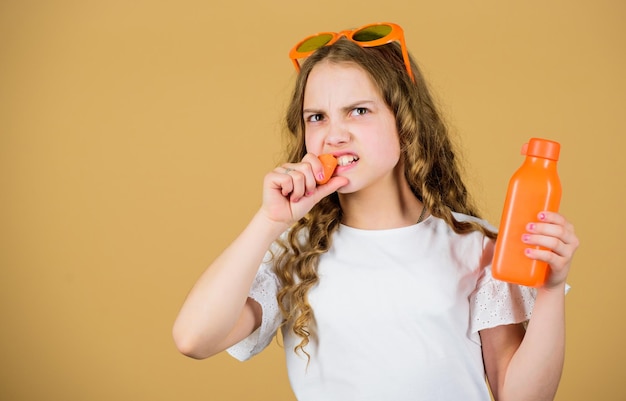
426,212,496,245
428,212,496,264
451,211,498,233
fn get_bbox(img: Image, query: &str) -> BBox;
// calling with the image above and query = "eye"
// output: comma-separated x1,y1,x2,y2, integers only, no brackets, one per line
351,107,369,116
305,113,324,123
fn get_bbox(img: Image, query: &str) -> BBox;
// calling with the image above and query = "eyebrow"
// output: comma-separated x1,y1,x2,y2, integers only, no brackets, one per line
303,100,376,115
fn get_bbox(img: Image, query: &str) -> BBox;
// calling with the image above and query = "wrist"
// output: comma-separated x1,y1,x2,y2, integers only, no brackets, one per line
252,209,292,238
537,281,568,297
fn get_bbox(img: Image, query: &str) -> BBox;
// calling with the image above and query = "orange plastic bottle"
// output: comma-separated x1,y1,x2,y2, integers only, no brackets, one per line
491,138,562,287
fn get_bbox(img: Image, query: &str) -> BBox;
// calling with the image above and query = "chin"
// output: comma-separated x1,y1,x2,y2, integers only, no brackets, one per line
335,183,357,195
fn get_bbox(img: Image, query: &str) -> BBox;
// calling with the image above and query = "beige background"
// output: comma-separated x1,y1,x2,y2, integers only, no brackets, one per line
1,0,624,400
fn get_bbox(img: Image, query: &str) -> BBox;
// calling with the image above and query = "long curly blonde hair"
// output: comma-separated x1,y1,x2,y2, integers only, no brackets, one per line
273,38,496,359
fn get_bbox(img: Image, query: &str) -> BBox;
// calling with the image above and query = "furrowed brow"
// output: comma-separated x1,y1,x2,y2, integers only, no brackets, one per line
302,108,324,115
341,100,375,113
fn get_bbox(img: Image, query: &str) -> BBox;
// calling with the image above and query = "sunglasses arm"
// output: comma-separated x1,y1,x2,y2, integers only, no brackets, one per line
291,59,302,72
401,46,415,82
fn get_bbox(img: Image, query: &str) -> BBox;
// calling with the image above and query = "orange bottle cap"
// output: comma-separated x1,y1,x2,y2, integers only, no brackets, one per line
521,138,560,161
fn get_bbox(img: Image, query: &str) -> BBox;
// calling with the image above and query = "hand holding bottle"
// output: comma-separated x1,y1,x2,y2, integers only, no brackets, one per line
520,211,579,290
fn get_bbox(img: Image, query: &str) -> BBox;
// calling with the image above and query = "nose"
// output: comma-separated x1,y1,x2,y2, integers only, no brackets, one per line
324,120,350,147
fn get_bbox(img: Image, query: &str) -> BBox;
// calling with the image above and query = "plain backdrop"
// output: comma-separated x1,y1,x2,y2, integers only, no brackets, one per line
1,1,624,400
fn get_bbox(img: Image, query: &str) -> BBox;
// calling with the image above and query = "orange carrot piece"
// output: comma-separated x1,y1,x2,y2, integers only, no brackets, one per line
316,154,338,185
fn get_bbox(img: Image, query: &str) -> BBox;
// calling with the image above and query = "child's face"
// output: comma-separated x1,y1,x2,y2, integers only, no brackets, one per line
303,61,402,194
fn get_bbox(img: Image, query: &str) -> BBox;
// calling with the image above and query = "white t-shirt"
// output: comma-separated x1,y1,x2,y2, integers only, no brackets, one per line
228,213,536,400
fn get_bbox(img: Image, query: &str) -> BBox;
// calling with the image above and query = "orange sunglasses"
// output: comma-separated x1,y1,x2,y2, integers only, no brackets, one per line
288,22,414,82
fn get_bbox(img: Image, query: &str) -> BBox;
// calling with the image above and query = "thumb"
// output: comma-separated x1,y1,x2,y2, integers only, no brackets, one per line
310,176,349,202
290,176,348,220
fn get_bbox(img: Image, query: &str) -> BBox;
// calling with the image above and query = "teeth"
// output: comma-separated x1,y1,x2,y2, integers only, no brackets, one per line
336,155,359,166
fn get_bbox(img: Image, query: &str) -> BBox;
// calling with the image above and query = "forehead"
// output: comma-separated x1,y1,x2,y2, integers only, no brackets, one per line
303,61,382,106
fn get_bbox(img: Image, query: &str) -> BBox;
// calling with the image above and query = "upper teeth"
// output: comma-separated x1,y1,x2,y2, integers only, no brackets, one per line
337,155,358,166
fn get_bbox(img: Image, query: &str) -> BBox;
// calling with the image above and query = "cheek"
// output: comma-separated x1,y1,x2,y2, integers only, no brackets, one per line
304,131,322,154
372,129,402,164
304,138,313,154
380,142,402,169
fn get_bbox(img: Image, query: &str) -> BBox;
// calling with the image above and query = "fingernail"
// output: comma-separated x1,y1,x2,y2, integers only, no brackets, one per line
317,173,325,181
525,248,532,256
539,212,546,220
528,223,535,231
522,234,530,242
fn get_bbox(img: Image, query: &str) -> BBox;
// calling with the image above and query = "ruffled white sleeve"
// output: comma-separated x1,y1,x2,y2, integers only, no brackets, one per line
226,248,283,361
468,236,536,345
468,270,537,345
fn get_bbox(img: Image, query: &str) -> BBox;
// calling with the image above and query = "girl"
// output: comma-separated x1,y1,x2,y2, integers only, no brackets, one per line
173,22,579,401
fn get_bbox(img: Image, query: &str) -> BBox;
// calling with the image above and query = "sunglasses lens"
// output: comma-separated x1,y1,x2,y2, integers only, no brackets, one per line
297,33,334,53
352,24,392,42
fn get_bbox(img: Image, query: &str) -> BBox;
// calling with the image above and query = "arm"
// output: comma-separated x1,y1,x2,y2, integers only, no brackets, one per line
481,211,579,401
172,155,348,359
481,286,565,401
172,211,288,359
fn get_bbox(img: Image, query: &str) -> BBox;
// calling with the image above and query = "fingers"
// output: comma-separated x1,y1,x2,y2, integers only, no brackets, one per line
261,154,347,225
275,162,317,202
274,153,344,203
522,211,579,269
310,175,350,201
